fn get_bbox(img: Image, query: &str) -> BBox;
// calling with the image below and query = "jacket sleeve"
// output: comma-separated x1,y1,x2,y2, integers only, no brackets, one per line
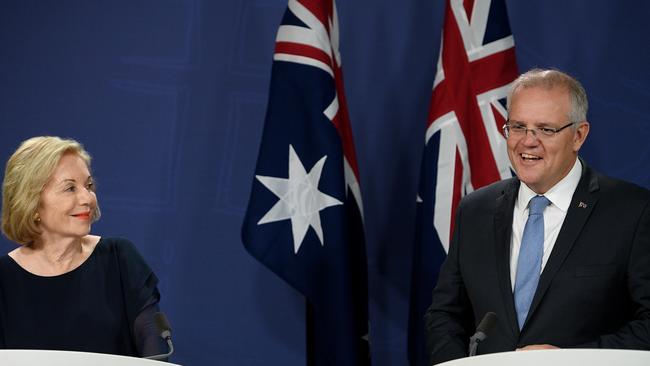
424,202,475,365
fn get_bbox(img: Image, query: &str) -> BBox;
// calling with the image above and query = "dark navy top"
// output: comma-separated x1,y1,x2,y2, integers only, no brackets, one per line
0,237,161,356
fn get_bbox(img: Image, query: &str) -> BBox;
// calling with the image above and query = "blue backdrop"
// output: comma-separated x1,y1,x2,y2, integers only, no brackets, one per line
1,1,649,365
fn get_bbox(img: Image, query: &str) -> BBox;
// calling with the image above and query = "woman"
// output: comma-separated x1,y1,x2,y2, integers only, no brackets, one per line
0,136,164,357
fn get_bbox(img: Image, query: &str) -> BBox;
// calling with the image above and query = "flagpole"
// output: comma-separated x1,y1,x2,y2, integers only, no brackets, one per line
306,300,314,366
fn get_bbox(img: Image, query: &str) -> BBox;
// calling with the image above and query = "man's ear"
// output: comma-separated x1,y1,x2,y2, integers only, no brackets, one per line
573,121,590,152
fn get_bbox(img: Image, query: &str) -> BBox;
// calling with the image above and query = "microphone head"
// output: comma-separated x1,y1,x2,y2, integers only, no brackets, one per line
154,312,172,338
476,312,497,335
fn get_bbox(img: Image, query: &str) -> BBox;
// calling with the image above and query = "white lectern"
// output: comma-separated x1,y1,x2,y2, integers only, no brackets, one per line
438,349,650,366
0,349,182,366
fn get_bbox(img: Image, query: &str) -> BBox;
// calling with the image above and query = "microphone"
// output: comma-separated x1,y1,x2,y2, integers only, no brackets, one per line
468,312,497,357
144,312,175,361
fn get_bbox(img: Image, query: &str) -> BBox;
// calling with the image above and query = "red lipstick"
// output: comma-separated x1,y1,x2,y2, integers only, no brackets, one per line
73,212,91,220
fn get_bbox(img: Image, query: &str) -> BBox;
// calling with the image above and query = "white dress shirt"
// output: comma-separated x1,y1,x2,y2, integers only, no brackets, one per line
509,158,582,289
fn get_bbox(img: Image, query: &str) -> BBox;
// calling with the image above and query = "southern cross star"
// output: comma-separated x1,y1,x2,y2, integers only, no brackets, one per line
256,145,342,254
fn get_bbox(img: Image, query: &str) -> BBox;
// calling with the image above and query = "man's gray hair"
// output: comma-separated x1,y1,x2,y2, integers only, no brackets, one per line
507,68,588,124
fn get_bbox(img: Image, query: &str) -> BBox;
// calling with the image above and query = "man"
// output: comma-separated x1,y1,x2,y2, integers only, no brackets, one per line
425,68,650,365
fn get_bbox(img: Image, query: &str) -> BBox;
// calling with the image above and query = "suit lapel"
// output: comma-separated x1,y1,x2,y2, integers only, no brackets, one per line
494,179,520,337
527,162,600,322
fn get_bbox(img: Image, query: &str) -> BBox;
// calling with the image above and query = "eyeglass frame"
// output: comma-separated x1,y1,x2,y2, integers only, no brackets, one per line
502,121,577,139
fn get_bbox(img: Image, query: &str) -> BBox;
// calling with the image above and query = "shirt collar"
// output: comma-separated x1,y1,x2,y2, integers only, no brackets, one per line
517,158,582,212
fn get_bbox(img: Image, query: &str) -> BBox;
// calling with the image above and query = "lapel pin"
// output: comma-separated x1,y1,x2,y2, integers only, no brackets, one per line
578,201,587,209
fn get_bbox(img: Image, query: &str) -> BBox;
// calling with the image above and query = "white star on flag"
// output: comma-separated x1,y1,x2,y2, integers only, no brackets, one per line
256,144,343,254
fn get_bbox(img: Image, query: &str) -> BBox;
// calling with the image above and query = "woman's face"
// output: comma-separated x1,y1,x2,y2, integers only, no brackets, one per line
37,152,97,243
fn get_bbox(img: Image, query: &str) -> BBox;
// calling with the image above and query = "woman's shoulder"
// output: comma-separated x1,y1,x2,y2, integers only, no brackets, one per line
96,237,150,269
98,237,156,292
0,251,16,270
95,237,138,253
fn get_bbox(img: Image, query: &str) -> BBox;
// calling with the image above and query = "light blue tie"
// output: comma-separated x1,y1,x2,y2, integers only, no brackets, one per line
514,195,550,329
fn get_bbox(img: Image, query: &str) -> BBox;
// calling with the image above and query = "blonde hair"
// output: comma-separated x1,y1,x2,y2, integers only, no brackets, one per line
1,136,101,245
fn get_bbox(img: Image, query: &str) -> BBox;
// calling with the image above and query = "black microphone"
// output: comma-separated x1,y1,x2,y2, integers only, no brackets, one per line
468,312,497,357
144,312,175,361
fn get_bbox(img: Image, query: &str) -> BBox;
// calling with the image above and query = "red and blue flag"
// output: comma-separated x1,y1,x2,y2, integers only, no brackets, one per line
408,0,518,364
242,1,370,365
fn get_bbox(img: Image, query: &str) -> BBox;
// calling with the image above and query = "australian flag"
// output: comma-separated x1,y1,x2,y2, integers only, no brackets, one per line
241,1,370,365
407,0,518,364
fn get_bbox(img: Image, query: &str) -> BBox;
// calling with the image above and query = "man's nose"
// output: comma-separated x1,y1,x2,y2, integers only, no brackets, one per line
521,129,540,144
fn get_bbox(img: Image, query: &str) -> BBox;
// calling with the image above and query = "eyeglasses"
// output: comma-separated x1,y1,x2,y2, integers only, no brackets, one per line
502,121,576,139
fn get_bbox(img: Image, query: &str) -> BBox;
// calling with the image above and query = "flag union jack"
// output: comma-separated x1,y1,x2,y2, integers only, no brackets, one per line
427,0,518,250
242,1,370,365
409,1,518,364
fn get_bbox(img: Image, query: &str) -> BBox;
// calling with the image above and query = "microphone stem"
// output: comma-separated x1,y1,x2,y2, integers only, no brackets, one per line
144,337,174,361
468,339,479,357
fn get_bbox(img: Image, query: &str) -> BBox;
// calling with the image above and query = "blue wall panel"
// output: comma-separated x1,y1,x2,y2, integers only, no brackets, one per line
1,1,649,365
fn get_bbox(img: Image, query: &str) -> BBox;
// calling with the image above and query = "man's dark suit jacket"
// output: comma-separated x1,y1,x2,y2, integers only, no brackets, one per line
425,160,650,365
